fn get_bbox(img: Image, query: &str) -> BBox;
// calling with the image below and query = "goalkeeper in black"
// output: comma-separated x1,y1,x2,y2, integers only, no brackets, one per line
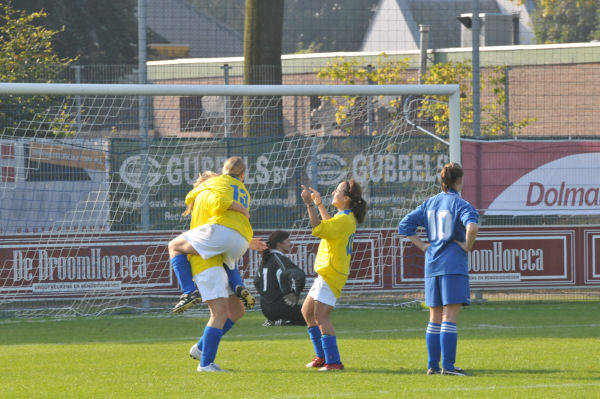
254,231,306,326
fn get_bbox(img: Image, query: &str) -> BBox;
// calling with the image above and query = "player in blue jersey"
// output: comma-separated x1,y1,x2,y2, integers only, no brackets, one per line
300,179,367,371
398,162,479,376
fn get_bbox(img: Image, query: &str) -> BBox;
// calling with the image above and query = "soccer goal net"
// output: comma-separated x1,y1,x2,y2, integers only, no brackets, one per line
0,83,460,317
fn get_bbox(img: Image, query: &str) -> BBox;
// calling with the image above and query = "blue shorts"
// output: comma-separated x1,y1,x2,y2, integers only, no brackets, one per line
424,274,470,308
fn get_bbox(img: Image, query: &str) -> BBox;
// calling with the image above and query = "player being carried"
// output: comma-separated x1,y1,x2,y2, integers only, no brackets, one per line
168,156,267,313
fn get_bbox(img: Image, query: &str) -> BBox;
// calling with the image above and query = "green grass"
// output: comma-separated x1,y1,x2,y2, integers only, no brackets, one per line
1,302,600,399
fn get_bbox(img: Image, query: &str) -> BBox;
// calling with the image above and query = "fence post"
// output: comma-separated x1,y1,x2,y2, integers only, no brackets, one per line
221,64,232,138
418,25,430,84
366,65,375,135
472,0,481,138
138,0,150,231
70,65,83,137
505,66,511,137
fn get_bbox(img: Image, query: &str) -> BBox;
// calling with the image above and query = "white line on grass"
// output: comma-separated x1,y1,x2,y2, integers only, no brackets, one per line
253,382,600,399
4,322,600,346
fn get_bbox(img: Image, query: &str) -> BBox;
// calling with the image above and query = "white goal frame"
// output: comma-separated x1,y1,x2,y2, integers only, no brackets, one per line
0,82,461,316
0,83,461,164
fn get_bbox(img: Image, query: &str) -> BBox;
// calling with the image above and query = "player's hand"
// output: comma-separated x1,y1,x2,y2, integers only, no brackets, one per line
454,240,469,252
308,187,322,205
420,243,431,252
250,237,268,251
300,185,313,205
241,208,250,219
283,292,299,306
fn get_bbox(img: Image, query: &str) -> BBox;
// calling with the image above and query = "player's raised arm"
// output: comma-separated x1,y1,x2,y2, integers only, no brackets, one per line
301,185,322,228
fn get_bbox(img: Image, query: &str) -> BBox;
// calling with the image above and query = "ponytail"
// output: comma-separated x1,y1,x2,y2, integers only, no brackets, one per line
261,230,290,264
344,179,367,224
440,162,463,193
222,156,246,179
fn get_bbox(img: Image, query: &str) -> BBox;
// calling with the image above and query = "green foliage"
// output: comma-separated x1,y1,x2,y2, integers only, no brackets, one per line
317,55,535,137
317,54,411,134
419,62,535,137
511,0,600,43
1,303,599,398
533,0,600,43
0,1,74,136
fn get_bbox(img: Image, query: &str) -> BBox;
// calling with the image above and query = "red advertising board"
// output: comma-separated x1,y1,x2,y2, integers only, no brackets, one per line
1,226,599,302
0,233,177,299
396,227,578,288
462,140,600,215
584,228,600,285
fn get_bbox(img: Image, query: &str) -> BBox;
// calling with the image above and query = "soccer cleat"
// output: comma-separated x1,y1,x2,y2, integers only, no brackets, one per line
319,363,345,371
189,343,202,360
235,286,255,309
263,319,291,327
427,368,441,375
197,362,225,372
172,290,202,313
305,356,325,368
441,367,470,376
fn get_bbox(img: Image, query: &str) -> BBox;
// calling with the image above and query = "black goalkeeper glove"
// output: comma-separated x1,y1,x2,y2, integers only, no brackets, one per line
283,292,299,306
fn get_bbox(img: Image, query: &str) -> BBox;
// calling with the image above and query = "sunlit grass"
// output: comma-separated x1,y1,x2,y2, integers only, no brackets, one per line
1,302,599,398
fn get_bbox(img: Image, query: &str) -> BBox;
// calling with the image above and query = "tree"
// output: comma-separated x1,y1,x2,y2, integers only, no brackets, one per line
14,0,139,64
513,0,600,43
0,1,74,135
317,54,535,137
242,0,284,137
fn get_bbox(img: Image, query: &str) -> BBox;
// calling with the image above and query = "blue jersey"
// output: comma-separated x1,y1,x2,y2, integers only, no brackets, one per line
398,189,479,277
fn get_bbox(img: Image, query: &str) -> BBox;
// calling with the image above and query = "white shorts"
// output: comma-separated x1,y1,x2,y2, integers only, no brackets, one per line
193,266,234,302
307,276,337,307
184,224,249,269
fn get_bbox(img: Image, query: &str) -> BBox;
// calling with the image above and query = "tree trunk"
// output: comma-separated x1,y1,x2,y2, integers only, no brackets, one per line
243,0,284,137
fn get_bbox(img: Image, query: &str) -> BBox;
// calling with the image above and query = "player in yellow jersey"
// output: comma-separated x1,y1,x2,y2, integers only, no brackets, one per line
168,157,266,313
300,179,367,371
178,171,246,372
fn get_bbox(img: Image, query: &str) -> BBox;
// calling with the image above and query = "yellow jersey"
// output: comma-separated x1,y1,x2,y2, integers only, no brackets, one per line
312,210,357,298
185,181,224,276
189,174,253,243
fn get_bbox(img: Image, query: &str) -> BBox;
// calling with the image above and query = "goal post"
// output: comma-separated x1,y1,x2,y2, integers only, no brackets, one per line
0,82,461,163
0,83,460,317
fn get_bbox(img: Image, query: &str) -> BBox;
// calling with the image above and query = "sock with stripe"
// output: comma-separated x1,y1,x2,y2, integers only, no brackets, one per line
426,322,441,371
170,254,196,294
440,321,458,370
307,325,325,358
200,326,224,367
321,335,341,365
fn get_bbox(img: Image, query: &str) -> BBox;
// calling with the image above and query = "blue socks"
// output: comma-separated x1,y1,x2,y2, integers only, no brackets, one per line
224,264,244,292
440,321,458,370
321,335,341,365
307,325,325,358
170,254,196,294
200,326,224,367
172,256,245,296
426,322,442,370
197,318,234,352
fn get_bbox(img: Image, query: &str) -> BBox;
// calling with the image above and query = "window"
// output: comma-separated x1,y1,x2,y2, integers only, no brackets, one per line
179,96,204,132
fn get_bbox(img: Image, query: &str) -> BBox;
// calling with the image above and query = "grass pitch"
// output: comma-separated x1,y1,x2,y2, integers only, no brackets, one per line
1,302,599,398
